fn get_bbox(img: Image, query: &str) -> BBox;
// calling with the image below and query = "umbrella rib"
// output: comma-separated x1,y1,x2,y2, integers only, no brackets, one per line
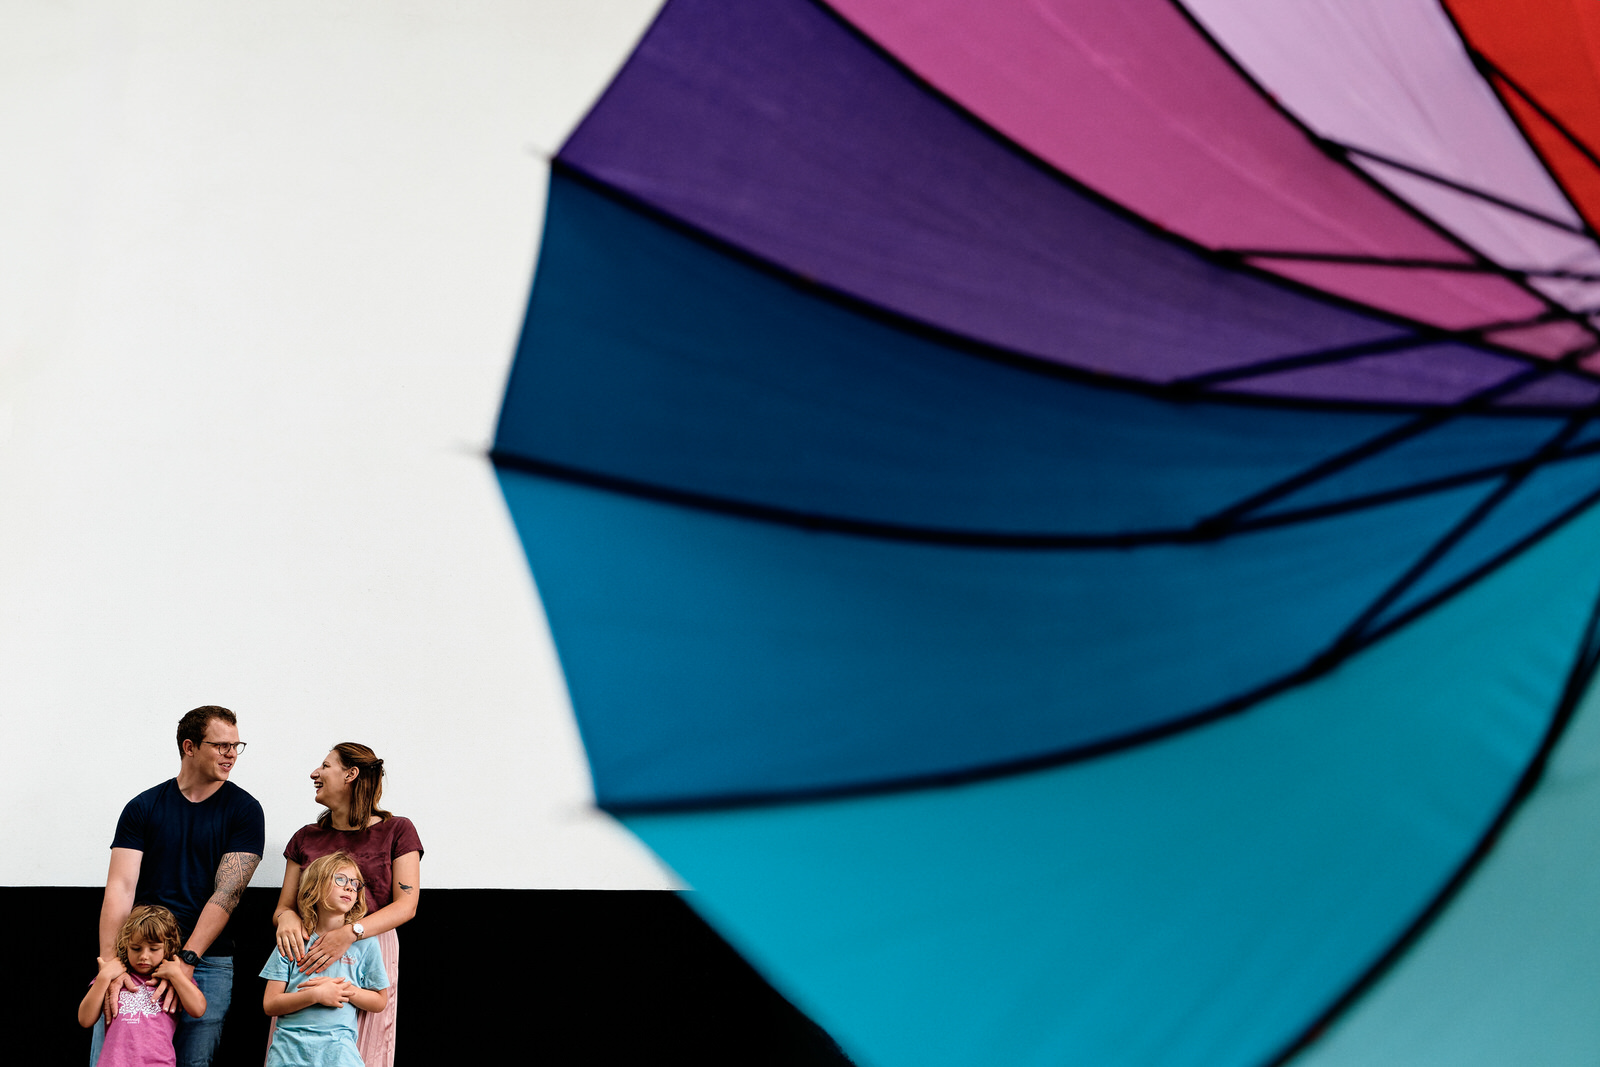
1187,363,1559,535
1322,138,1591,238
1238,435,1600,530
1362,477,1600,650
1322,411,1595,654
1265,572,1600,1067
492,434,1600,550
1172,303,1599,390
1220,249,1600,284
1465,46,1600,235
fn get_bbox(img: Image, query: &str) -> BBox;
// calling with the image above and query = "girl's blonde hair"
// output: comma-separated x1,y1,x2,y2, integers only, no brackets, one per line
297,851,369,935
117,905,182,969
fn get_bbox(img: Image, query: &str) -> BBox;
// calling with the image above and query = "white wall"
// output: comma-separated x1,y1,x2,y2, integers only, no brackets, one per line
0,0,677,889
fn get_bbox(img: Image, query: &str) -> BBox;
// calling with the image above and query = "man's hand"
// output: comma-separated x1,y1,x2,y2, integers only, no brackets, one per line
301,926,357,975
104,970,151,1024
95,957,128,1024
300,975,355,1008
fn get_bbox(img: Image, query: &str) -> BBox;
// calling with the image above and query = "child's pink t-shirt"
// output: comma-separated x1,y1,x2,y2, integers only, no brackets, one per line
97,975,176,1067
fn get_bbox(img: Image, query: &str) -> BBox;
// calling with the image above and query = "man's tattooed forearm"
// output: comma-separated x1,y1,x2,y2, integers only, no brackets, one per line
210,852,262,914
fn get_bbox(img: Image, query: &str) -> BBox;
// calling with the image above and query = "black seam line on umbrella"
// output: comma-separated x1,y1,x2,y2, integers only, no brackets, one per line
561,0,1600,398
1323,411,1595,654
1247,434,1600,531
1201,338,1600,535
1326,139,1592,239
1192,334,1600,527
596,484,1600,818
1185,361,1558,536
551,161,1597,418
1266,573,1600,1067
490,434,1600,550
1444,5,1600,251
1463,44,1600,241
1157,0,1600,351
1220,249,1600,284
1171,302,1600,389
1360,478,1600,656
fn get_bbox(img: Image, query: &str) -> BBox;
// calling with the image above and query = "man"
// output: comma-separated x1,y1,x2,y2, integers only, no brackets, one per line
91,706,264,1067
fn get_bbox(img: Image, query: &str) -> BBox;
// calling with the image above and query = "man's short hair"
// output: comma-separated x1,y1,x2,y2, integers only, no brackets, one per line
176,705,237,756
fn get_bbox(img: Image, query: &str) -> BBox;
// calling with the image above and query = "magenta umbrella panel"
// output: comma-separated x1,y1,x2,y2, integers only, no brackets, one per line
492,1,1600,1064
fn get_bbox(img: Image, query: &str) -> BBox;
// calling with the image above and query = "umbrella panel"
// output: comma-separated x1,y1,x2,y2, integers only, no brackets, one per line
617,497,1600,1067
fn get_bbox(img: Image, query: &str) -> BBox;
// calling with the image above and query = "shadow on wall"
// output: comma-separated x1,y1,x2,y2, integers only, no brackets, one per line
49,887,854,1066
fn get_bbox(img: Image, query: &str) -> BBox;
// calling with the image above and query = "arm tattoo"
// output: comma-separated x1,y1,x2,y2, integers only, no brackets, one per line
398,883,414,894
210,852,261,914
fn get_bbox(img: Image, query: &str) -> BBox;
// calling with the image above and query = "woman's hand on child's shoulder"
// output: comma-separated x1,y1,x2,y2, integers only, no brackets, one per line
274,910,310,964
95,956,126,982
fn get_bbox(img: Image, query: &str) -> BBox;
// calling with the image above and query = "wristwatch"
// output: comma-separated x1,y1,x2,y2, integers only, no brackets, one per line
177,950,202,966
351,923,365,940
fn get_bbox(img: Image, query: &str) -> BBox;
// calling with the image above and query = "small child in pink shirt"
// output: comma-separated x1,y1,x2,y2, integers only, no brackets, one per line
79,905,206,1067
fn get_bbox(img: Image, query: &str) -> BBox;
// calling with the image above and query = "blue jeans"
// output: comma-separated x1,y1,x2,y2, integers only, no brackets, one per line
90,956,234,1067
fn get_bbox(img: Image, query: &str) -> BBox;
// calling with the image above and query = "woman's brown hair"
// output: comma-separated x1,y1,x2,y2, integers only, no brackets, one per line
315,742,392,830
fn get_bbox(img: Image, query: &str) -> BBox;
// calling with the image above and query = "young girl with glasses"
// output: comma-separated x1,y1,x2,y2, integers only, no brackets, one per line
260,851,390,1067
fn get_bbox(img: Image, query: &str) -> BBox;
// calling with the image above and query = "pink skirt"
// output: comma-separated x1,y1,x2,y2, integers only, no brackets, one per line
355,928,400,1067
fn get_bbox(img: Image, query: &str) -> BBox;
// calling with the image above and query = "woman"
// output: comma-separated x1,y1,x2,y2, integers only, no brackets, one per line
272,743,422,1067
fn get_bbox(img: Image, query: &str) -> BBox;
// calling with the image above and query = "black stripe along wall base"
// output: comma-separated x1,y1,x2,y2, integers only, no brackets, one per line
44,886,853,1066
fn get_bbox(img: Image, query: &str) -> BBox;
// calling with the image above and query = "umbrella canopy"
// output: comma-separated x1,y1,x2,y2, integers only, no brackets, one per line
492,0,1600,1063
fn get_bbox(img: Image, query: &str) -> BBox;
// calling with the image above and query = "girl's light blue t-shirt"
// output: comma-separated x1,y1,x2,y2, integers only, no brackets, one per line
259,932,389,1038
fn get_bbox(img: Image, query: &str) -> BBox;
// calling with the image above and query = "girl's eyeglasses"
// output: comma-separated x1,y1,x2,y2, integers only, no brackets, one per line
333,874,364,892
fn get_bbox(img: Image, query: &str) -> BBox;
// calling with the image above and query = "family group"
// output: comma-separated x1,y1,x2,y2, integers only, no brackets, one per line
80,706,424,1067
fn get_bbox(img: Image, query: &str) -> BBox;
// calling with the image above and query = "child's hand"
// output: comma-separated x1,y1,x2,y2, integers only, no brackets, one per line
151,957,185,983
301,976,355,1008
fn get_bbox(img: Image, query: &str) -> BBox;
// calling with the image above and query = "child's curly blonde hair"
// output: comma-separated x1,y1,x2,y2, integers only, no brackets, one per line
116,905,182,969
297,851,369,935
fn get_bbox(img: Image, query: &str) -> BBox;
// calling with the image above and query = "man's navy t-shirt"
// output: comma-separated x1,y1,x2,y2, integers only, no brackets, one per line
111,779,265,957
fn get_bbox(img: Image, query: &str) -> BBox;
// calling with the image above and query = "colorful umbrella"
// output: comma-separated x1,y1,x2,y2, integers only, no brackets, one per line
492,1,1600,1063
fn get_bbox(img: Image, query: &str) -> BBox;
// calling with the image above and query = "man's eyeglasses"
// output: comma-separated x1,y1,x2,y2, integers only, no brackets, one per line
333,873,364,892
200,741,247,756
